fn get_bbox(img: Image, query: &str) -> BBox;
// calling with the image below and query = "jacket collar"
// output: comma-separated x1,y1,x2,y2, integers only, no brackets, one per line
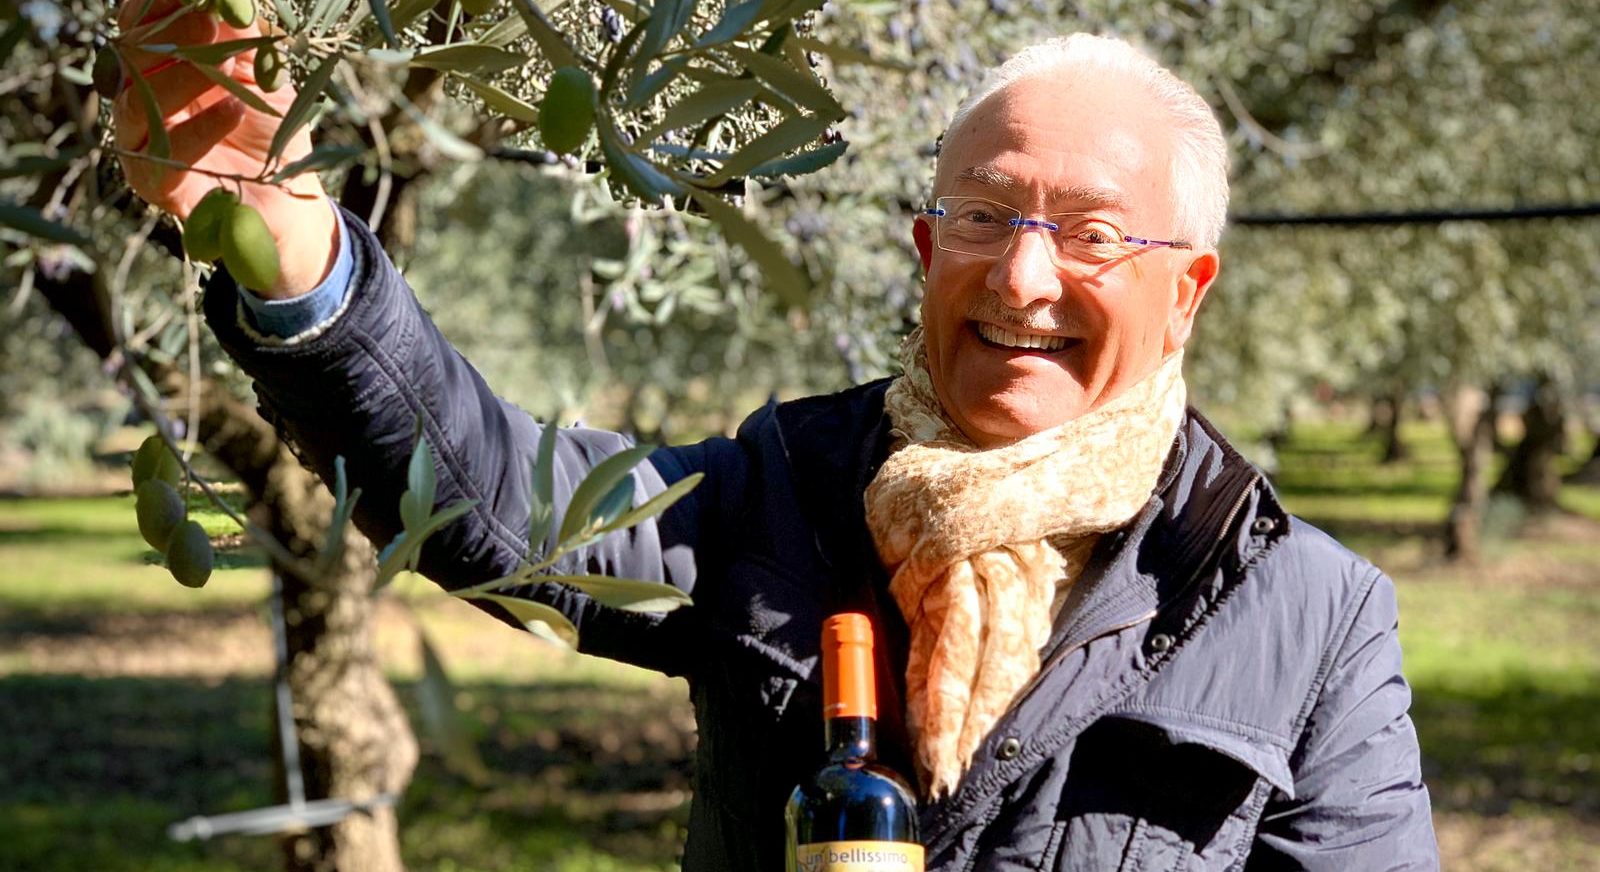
775,385,1269,653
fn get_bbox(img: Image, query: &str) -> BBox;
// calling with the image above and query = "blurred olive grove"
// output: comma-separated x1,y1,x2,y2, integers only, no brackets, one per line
2,0,1598,869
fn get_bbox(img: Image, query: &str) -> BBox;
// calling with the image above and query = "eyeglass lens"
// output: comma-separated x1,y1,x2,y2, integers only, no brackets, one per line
934,196,1133,264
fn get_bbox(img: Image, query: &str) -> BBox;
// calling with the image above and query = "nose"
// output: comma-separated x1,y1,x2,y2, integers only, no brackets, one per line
986,226,1064,309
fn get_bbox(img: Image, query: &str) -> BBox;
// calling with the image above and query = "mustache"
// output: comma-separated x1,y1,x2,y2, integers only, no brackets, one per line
964,295,1083,335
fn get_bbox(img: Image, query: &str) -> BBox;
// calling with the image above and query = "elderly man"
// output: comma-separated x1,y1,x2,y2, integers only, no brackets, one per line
117,16,1437,870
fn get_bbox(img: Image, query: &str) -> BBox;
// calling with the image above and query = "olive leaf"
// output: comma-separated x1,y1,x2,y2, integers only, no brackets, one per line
706,112,830,184
793,36,911,71
270,144,364,183
400,431,437,534
314,456,363,579
543,574,692,612
454,74,540,123
748,139,847,178
695,0,762,48
415,627,491,784
463,592,579,647
633,0,698,70
307,0,354,36
597,118,686,199
556,444,655,543
641,77,761,143
125,63,170,161
510,0,580,70
167,36,280,66
268,51,341,164
411,44,527,76
369,0,399,49
0,200,91,245
689,191,809,309
597,471,702,536
625,56,686,109
389,0,435,32
526,419,558,555
189,60,283,118
724,44,843,120
375,499,477,586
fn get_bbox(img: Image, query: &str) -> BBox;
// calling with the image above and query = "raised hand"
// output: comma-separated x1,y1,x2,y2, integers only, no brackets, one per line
110,0,337,297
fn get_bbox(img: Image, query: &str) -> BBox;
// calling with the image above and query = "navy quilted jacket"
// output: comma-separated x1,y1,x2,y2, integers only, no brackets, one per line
204,211,1439,870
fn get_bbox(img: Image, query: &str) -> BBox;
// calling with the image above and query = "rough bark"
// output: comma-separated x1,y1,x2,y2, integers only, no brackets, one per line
1443,384,1495,562
1494,375,1567,514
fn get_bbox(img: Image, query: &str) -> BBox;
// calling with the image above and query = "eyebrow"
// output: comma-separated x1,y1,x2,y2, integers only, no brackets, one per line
952,167,1131,212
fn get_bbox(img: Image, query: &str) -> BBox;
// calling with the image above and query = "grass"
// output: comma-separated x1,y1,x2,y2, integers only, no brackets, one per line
0,417,1597,870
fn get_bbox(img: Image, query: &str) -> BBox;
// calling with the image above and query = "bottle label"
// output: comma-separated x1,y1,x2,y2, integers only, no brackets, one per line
794,840,924,871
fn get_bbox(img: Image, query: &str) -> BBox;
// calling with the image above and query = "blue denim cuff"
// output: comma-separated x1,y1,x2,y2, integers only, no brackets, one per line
237,198,353,338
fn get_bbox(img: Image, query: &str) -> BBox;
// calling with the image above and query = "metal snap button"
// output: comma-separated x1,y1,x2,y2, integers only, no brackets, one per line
996,737,1022,760
1251,517,1276,534
1150,633,1174,653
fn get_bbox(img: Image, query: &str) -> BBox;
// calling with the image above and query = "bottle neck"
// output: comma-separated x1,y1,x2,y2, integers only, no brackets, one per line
824,715,877,761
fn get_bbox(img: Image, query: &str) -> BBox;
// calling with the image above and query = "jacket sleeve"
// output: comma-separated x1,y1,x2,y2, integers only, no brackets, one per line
202,206,748,677
1247,570,1439,871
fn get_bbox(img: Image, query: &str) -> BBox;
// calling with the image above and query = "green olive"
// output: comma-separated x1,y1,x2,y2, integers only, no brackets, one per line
220,201,281,291
217,0,255,29
539,66,597,156
183,188,237,263
135,479,187,552
92,49,122,100
165,519,215,589
131,434,183,488
256,45,285,93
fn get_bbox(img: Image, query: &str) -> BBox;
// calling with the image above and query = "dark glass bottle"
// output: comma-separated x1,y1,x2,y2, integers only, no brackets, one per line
785,613,922,871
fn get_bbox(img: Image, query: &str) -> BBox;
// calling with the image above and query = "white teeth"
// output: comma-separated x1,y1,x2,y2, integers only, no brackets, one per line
977,322,1069,351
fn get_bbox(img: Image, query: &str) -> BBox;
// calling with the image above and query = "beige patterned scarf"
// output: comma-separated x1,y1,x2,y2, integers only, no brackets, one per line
865,327,1187,799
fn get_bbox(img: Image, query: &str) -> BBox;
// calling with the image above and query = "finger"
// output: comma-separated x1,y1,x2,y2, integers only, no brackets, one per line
114,57,236,149
168,96,247,169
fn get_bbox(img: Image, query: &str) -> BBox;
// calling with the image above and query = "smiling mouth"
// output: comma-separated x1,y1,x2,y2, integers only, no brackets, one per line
974,321,1076,353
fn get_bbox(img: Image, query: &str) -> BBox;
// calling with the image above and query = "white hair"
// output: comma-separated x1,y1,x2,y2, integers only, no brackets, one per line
944,34,1230,250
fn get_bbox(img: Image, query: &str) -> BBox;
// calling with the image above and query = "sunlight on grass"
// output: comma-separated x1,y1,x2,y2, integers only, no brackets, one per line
0,497,266,615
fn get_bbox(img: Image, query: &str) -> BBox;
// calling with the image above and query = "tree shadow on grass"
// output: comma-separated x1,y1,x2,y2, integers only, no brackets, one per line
1412,673,1600,821
0,673,695,872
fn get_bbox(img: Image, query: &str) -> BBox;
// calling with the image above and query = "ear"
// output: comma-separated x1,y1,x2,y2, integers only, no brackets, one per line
1165,250,1219,353
913,215,934,276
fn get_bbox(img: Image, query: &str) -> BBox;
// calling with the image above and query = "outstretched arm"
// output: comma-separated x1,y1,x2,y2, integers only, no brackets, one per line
203,206,749,676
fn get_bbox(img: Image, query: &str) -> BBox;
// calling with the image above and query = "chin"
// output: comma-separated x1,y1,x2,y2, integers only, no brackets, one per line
955,388,1089,446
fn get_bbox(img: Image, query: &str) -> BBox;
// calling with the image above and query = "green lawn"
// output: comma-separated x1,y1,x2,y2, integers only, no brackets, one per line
0,418,1596,870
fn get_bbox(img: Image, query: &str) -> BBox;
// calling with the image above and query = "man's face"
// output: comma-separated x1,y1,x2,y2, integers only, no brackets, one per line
914,73,1219,447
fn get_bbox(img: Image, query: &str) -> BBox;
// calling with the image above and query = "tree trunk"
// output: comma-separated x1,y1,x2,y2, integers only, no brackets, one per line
1494,374,1567,514
1376,380,1414,460
1444,384,1495,562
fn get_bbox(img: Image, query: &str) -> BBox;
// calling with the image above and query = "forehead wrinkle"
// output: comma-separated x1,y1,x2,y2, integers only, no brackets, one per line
948,166,1130,213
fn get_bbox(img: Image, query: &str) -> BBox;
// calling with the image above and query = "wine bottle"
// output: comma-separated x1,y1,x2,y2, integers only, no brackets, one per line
786,612,922,871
